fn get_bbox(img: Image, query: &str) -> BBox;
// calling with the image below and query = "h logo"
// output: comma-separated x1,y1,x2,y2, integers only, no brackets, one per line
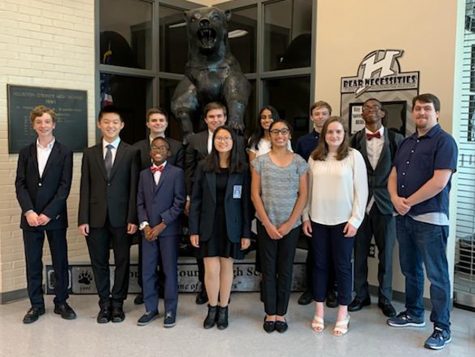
356,50,403,95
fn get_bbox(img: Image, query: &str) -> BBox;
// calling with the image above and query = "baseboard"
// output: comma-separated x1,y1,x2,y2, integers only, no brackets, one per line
0,288,28,304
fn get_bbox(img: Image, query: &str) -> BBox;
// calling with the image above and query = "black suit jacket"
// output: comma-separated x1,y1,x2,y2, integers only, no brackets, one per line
350,128,403,215
189,161,251,243
134,137,184,170
15,141,73,231
184,131,210,196
78,140,140,228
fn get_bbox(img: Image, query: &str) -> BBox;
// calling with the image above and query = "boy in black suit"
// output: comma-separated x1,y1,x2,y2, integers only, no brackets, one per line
78,105,140,323
15,105,76,324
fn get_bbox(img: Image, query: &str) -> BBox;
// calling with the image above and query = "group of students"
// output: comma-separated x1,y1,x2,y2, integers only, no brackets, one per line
15,93,457,350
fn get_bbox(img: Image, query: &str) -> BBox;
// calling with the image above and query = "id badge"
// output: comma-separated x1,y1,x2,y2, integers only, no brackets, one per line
233,185,242,199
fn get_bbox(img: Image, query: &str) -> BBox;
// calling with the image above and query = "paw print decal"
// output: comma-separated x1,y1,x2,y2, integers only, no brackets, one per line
78,270,93,285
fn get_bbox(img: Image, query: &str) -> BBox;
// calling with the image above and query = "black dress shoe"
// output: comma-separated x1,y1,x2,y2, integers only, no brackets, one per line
203,305,218,329
97,307,111,324
298,291,313,305
326,290,338,308
134,294,144,305
111,306,125,323
195,289,208,305
348,297,371,312
54,302,77,320
23,307,45,324
275,320,288,333
137,311,158,326
263,317,275,333
163,311,176,328
378,302,396,317
216,306,228,330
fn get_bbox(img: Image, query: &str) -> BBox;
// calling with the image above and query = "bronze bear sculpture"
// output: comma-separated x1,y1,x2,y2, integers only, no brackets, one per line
171,7,251,140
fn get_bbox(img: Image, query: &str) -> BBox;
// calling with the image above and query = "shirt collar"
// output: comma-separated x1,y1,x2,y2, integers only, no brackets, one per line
36,138,55,150
412,123,441,139
103,137,121,149
151,161,167,169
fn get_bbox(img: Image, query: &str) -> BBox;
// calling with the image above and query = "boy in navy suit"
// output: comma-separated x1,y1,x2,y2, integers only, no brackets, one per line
15,105,76,323
136,137,185,327
78,105,140,323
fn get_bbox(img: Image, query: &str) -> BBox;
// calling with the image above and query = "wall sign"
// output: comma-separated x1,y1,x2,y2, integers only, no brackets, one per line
7,85,87,153
340,50,419,135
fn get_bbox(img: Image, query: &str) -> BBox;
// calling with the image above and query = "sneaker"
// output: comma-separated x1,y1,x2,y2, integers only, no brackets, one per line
424,327,451,350
137,311,158,326
387,311,425,327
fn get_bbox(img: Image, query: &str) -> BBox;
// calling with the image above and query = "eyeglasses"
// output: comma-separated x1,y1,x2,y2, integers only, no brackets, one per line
214,136,232,142
362,104,382,111
269,128,290,135
151,145,169,152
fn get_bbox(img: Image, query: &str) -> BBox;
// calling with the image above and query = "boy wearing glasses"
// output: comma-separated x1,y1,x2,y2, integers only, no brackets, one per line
136,137,185,327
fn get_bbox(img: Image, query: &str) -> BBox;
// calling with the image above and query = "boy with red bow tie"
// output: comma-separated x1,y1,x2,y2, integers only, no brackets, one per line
136,137,185,327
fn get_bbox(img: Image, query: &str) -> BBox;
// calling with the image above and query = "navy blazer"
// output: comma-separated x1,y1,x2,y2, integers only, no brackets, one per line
189,161,251,243
15,141,73,231
134,137,184,170
137,163,185,237
78,140,140,228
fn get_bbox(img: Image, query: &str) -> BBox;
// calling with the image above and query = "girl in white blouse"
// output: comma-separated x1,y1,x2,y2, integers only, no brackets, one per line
303,116,368,336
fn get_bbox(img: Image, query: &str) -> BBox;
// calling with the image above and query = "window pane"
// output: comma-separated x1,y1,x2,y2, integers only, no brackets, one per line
263,76,310,144
159,5,188,74
100,73,151,144
264,0,312,71
100,0,152,69
228,6,257,73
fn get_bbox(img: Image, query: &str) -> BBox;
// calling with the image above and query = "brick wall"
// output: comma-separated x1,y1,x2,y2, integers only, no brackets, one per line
0,0,95,295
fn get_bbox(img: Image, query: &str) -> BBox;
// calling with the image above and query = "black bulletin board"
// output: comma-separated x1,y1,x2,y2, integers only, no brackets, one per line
7,85,87,153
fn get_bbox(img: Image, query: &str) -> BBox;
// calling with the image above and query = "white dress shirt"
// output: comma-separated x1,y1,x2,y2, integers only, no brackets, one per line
365,126,384,213
37,138,55,178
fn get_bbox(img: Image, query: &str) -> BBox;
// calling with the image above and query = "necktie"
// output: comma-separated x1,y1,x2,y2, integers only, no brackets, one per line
366,131,381,140
150,164,165,174
105,144,113,178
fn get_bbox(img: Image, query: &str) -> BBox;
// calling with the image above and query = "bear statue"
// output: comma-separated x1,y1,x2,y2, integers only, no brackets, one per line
171,7,251,141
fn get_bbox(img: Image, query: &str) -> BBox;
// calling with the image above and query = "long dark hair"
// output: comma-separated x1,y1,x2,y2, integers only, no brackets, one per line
205,126,245,173
248,105,280,151
311,116,350,161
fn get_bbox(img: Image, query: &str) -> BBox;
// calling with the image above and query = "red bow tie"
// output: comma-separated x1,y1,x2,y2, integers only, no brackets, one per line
150,164,164,173
366,131,381,140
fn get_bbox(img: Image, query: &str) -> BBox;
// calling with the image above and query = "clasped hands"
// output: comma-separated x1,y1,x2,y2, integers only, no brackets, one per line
143,223,166,241
26,211,51,227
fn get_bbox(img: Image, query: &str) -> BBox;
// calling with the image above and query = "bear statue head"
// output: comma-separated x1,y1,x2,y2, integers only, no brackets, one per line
184,7,232,54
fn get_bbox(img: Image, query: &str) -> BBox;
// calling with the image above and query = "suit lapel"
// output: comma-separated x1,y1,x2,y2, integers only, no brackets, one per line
358,132,372,172
109,141,126,179
41,141,59,178
206,172,216,203
29,143,40,180
200,132,209,157
155,164,170,194
93,144,108,180
375,130,390,171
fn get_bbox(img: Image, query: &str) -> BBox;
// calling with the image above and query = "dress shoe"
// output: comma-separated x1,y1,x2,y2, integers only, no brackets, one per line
23,307,45,324
326,290,338,308
54,302,77,320
378,301,396,317
203,305,218,329
195,289,208,305
96,307,111,324
275,319,288,333
134,294,144,305
348,297,371,312
163,311,176,328
297,291,313,305
216,306,228,330
111,306,125,323
137,311,158,326
263,317,275,333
